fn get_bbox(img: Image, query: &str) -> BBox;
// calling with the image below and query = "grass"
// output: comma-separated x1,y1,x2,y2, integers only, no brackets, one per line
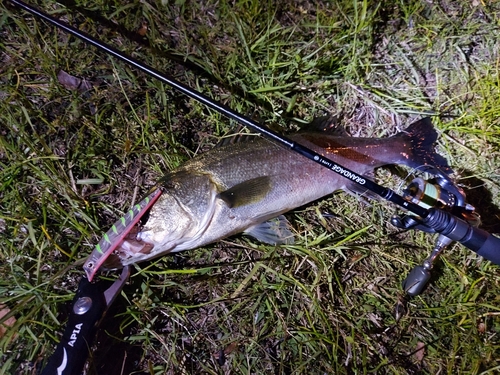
1,0,500,374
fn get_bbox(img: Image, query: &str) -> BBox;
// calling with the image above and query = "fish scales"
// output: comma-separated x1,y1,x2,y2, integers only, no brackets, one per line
85,117,449,274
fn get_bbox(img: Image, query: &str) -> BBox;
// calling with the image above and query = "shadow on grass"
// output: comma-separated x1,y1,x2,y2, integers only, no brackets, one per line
87,279,146,375
460,172,500,235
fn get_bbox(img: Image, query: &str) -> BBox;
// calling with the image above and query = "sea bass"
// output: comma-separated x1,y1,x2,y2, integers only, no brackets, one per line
85,117,449,276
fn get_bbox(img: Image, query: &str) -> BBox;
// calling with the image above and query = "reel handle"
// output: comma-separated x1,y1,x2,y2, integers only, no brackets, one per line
402,266,431,296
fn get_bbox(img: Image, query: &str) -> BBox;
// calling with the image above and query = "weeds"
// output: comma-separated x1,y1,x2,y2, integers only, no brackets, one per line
1,0,500,374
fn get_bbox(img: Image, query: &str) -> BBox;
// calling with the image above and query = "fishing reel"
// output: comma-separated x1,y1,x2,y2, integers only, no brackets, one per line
391,168,480,296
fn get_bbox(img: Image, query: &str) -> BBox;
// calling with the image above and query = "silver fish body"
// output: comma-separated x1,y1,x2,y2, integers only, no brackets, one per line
99,117,449,269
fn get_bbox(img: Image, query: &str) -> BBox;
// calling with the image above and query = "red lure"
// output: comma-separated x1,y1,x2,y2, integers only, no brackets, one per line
83,189,162,281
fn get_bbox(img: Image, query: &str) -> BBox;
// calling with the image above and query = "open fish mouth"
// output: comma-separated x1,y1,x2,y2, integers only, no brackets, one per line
106,184,220,268
83,188,163,281
107,227,155,263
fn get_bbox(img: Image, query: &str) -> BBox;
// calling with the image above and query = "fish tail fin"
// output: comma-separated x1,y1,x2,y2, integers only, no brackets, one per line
396,117,452,174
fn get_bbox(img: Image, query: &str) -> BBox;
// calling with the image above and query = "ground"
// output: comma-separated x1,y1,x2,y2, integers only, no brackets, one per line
1,0,500,374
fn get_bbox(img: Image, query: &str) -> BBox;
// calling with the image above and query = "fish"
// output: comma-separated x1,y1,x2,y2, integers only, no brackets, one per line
84,116,450,277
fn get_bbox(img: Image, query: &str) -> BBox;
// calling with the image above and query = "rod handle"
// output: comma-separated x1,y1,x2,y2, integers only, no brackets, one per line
424,209,500,265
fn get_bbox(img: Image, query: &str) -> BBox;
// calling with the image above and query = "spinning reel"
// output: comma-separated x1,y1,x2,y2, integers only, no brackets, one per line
393,168,481,296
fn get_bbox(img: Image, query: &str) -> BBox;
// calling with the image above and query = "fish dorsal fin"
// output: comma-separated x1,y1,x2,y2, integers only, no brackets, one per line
303,114,348,136
218,176,272,208
244,215,294,245
216,125,260,147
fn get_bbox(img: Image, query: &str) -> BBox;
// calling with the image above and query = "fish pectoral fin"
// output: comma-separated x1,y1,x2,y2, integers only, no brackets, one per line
244,215,294,245
217,176,272,208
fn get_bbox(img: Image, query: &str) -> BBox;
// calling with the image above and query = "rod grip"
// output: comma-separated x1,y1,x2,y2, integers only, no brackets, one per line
469,230,500,265
424,208,500,265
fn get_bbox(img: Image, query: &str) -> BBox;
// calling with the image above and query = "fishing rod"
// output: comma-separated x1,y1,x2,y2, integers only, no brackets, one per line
7,1,500,373
8,0,500,270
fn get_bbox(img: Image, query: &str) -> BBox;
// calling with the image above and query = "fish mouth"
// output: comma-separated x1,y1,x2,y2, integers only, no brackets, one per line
100,225,156,270
104,187,219,268
83,188,164,280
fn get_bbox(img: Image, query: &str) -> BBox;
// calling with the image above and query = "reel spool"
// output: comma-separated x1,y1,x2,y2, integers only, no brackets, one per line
403,177,456,210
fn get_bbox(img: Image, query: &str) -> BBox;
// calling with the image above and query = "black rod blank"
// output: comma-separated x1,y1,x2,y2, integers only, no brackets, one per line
7,0,429,219
10,0,500,265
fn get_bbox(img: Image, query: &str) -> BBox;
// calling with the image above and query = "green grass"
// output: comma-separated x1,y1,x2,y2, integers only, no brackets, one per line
1,0,500,374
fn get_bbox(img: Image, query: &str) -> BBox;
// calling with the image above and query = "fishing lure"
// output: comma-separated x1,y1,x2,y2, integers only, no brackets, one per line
83,188,163,281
